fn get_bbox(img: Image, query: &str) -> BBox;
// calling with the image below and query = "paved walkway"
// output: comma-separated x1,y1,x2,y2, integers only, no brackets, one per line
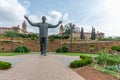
0,54,85,80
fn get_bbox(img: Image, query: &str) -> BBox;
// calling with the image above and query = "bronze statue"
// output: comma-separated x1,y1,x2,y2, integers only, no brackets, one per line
25,16,62,56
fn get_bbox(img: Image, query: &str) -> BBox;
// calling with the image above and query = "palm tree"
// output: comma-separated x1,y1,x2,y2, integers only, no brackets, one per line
64,23,76,51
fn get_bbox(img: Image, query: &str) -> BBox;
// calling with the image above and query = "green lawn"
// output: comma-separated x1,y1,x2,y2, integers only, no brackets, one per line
54,52,98,57
0,52,98,57
0,52,37,56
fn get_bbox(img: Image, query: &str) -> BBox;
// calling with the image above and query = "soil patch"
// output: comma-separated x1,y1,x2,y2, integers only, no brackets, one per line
77,66,120,80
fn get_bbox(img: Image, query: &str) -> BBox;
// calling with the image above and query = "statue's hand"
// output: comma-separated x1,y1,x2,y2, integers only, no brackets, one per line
59,21,62,24
24,15,28,20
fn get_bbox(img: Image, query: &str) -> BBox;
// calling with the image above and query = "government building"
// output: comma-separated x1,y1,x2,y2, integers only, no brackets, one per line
0,21,28,34
59,24,105,39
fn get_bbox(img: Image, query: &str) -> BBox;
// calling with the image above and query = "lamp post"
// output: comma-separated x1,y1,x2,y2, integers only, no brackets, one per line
20,37,22,51
61,35,62,52
20,37,23,53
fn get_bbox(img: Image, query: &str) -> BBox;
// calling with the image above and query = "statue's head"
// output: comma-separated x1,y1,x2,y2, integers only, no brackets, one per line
42,16,46,23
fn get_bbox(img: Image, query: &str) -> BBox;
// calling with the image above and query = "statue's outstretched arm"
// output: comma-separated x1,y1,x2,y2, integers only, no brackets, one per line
24,16,38,26
48,21,62,28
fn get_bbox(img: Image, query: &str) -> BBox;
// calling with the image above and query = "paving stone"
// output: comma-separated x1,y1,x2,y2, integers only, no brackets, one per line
0,54,85,80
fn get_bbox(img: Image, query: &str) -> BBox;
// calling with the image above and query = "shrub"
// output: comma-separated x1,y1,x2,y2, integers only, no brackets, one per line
0,61,11,69
3,30,19,38
90,44,95,51
70,60,81,68
80,55,90,59
96,53,120,65
102,46,107,50
56,46,69,53
111,46,120,52
31,34,38,40
98,37,103,41
63,34,70,39
49,36,55,42
3,40,11,43
1,48,5,53
14,46,31,53
49,35,69,39
70,55,93,68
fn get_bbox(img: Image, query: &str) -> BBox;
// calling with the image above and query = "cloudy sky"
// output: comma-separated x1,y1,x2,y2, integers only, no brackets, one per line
0,0,120,37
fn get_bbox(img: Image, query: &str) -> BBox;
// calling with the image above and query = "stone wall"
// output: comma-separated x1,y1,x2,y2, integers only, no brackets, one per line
0,37,120,53
65,41,120,53
0,38,40,52
0,38,62,52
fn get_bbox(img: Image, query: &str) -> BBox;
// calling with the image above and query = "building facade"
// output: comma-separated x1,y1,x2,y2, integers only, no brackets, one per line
72,32,104,39
0,21,28,34
58,25,105,39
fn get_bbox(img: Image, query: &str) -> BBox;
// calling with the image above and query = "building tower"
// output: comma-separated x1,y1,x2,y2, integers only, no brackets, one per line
59,24,64,34
22,20,27,33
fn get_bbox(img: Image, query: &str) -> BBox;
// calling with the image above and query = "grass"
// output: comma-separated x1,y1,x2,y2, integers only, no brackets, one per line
0,52,98,57
0,52,36,56
0,51,98,57
54,52,98,57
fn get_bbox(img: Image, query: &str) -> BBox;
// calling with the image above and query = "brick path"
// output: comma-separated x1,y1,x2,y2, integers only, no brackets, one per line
0,54,85,80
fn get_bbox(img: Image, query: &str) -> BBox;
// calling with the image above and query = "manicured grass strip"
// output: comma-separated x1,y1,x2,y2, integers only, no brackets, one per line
0,53,21,56
55,52,98,57
0,52,36,56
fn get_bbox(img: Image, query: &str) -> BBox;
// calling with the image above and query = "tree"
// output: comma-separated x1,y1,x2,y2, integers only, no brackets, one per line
64,23,76,51
80,27,85,40
91,27,96,40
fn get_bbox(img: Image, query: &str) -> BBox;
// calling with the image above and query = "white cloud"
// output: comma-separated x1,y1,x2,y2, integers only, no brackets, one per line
100,0,120,36
0,0,27,26
46,10,62,35
46,11,70,35
27,10,64,34
104,0,120,19
26,15,41,33
46,10,62,24
72,0,120,37
101,23,120,37
0,1,70,35
28,10,69,35
29,15,41,22
63,13,69,21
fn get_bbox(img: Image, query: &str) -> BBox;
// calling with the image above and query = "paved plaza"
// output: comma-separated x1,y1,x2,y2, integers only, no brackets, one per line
0,54,85,80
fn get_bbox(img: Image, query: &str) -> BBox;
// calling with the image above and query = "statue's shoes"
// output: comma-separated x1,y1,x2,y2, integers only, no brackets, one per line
44,54,47,56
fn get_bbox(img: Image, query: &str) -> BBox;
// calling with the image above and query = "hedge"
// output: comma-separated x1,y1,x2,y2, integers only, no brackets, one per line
111,46,120,52
70,55,93,68
56,46,69,53
14,46,31,53
0,61,11,69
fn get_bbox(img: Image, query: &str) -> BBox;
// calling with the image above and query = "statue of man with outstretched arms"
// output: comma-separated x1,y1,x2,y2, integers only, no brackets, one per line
25,16,62,56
